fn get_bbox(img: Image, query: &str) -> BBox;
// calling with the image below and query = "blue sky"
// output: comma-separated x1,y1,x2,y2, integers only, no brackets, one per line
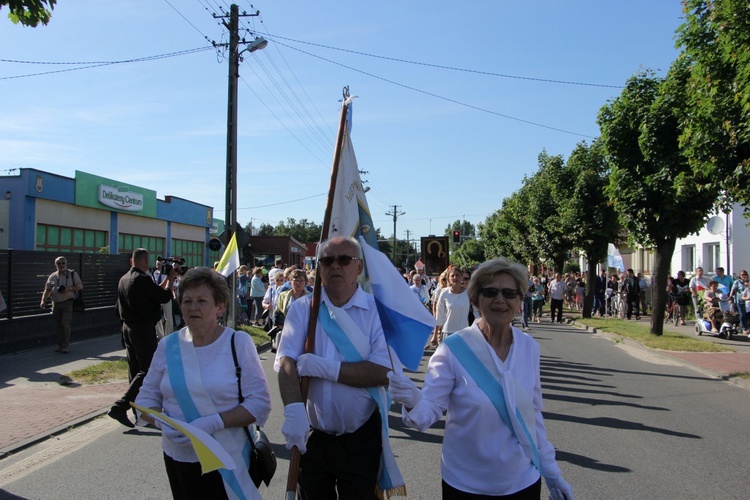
1,1,684,245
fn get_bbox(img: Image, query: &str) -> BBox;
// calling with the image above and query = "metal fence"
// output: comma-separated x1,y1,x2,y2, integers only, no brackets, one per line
0,250,131,320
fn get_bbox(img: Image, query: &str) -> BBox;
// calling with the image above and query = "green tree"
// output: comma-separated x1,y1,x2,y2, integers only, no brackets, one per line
2,0,56,26
451,238,485,270
561,140,620,318
676,0,750,207
480,189,540,265
523,151,575,273
273,218,322,243
445,220,476,253
598,69,719,334
255,223,275,237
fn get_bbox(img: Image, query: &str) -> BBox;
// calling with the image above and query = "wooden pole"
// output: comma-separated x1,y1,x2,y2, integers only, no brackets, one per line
285,88,351,499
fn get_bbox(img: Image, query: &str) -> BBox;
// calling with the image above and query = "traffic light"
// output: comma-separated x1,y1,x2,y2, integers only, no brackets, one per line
452,230,461,243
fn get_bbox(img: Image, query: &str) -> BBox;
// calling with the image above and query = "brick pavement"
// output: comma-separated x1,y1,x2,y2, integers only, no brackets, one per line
0,334,127,456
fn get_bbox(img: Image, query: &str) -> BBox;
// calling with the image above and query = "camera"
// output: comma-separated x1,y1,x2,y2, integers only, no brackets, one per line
157,256,189,276
57,285,66,293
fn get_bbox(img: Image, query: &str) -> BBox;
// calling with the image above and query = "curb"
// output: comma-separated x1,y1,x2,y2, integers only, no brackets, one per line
0,408,109,460
568,319,750,389
0,340,275,460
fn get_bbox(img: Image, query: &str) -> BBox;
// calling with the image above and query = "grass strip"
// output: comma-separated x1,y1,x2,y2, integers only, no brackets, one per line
67,359,129,384
65,327,271,385
577,317,734,353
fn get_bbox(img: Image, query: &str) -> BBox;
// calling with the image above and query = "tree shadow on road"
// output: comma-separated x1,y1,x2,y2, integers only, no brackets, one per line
553,448,631,472
543,412,701,439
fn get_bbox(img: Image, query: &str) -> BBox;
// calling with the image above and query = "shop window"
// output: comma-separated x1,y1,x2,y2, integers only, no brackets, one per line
118,233,165,259
172,238,204,268
36,224,108,253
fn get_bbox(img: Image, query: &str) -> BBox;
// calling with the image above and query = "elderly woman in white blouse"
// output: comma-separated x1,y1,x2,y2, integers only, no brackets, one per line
388,258,573,500
137,267,272,499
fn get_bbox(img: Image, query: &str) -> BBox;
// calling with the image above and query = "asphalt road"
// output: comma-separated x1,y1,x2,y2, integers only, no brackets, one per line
1,321,749,499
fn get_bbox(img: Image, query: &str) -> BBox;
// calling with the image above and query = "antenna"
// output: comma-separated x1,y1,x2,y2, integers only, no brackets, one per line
706,216,724,235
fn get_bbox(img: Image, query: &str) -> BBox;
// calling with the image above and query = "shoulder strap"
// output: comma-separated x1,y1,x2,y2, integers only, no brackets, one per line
230,332,255,449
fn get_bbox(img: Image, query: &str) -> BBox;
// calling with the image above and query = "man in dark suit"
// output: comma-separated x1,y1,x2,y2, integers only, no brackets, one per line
593,270,608,317
623,268,641,320
108,248,178,428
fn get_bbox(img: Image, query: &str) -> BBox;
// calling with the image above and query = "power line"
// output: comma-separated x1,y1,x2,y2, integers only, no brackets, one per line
262,32,625,90
0,47,214,80
268,40,597,139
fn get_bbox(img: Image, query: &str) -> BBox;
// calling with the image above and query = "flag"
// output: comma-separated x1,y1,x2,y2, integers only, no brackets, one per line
131,403,235,474
327,100,436,370
359,237,437,370
216,232,240,277
607,243,625,272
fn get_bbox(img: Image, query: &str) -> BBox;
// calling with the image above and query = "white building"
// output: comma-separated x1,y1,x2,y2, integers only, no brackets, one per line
669,203,750,278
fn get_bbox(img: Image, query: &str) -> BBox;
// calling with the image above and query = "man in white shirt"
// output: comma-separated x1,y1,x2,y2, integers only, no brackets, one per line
689,266,711,316
548,272,566,324
276,236,392,499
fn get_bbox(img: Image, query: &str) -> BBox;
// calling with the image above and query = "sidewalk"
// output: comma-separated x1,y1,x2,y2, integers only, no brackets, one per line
567,311,750,381
0,334,128,457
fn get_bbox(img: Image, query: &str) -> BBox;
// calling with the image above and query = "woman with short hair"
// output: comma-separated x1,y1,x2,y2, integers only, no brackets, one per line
389,258,573,499
136,267,272,499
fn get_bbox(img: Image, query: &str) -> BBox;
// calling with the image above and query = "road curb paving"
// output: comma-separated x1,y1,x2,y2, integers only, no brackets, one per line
0,337,273,460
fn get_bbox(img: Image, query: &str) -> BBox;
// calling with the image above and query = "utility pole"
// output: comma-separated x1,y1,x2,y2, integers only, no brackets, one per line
386,205,405,266
404,229,411,267
214,4,265,328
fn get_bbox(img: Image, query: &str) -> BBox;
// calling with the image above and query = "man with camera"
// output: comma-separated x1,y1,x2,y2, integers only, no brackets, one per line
108,248,179,428
40,256,83,354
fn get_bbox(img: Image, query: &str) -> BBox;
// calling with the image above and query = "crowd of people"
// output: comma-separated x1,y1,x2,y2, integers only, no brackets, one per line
37,239,750,498
97,243,574,498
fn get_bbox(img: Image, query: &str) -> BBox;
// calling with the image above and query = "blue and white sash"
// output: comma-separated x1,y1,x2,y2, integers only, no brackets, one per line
318,301,406,498
443,328,541,471
165,328,261,500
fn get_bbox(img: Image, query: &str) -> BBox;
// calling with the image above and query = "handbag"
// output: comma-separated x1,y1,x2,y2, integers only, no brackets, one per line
230,332,277,488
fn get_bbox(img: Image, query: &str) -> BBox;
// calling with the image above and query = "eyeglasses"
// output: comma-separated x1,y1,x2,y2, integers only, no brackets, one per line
479,287,520,299
318,255,360,267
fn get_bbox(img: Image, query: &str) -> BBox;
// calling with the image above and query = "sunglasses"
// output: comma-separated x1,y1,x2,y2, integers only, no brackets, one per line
318,255,360,267
479,287,521,299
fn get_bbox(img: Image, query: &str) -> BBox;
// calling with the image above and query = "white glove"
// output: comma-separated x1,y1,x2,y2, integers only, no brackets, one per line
281,402,311,454
387,371,422,408
190,413,224,436
161,424,190,445
547,476,574,500
296,353,341,382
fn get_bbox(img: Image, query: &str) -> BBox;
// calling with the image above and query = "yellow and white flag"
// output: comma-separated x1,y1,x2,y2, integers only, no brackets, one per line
216,233,240,277
131,403,236,474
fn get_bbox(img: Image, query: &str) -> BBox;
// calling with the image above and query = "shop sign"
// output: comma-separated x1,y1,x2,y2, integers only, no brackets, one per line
98,184,144,211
